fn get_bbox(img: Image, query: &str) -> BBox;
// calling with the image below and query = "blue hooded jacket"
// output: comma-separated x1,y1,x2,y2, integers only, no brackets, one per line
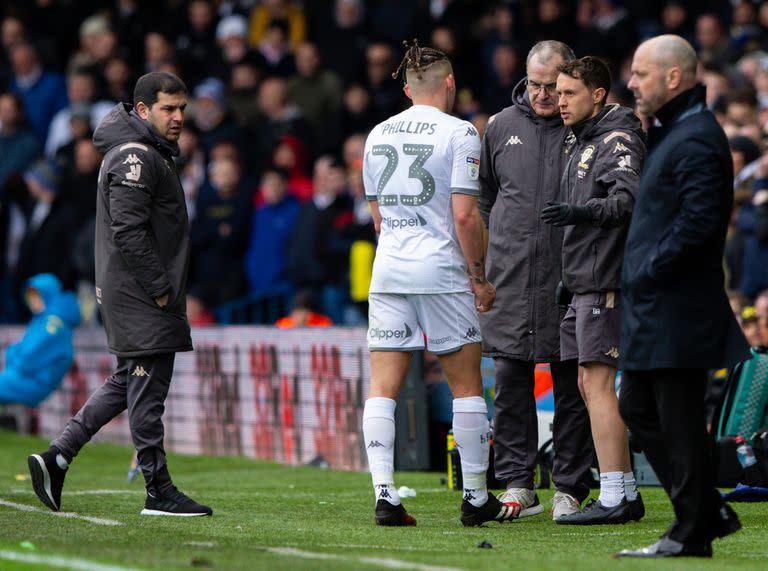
3,274,80,405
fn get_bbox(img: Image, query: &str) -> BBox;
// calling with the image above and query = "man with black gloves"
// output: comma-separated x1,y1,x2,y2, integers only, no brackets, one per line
542,56,646,525
479,41,594,521
27,72,212,517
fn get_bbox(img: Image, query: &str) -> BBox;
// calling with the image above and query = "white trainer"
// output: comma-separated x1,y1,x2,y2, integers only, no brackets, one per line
497,487,545,518
552,490,580,520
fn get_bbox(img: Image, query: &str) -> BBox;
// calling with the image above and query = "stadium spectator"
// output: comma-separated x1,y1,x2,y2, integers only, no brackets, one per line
102,55,136,104
478,41,593,522
176,0,222,87
143,31,176,73
8,41,68,144
695,12,732,68
309,0,367,85
245,167,300,293
216,14,257,67
248,0,306,51
618,35,748,558
190,78,244,157
272,135,312,202
190,156,252,306
66,14,116,77
275,288,332,328
62,139,102,226
252,76,312,159
255,19,296,78
226,56,264,133
45,70,114,158
287,42,343,155
14,159,77,295
365,42,406,124
0,92,40,193
338,83,378,140
0,273,79,407
542,56,646,525
27,71,212,518
482,44,522,115
737,152,768,296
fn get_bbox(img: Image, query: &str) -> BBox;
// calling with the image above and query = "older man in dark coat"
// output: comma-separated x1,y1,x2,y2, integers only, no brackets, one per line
617,35,750,558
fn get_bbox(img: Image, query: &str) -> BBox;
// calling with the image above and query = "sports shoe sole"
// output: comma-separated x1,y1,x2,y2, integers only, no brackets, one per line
28,454,58,511
140,509,212,517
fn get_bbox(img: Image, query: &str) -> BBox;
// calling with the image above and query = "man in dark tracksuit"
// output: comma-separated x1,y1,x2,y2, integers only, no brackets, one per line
479,41,593,519
28,72,212,517
542,57,645,525
617,35,747,558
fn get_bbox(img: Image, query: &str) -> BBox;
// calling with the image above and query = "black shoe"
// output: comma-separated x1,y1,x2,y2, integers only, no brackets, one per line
375,499,416,526
616,536,712,558
28,447,67,512
141,487,212,517
628,492,645,521
460,493,519,527
712,503,741,539
554,498,631,525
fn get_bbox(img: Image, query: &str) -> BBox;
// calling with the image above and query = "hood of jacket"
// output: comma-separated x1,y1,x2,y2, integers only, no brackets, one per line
27,273,80,327
571,104,644,144
93,103,179,158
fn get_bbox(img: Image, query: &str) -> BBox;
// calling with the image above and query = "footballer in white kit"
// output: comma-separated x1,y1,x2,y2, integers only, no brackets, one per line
361,42,516,529
363,104,483,354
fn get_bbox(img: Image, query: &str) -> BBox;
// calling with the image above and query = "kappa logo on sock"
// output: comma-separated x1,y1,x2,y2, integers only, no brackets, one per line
131,366,149,377
463,489,477,501
378,486,392,499
367,440,385,448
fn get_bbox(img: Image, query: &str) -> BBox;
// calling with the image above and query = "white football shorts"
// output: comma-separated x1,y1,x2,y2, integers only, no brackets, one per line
367,292,482,354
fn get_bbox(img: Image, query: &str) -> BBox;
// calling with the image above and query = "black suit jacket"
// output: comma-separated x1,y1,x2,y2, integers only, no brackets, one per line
620,85,750,371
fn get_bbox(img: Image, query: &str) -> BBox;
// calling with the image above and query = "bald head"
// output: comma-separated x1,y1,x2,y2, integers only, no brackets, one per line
628,34,699,118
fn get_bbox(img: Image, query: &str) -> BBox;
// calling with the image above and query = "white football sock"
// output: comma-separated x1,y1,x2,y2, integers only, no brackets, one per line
363,397,399,505
598,471,625,507
453,396,490,508
624,471,638,501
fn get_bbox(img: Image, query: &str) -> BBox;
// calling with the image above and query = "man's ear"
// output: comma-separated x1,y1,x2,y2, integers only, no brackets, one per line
593,87,606,105
135,101,149,120
446,73,456,92
403,83,413,101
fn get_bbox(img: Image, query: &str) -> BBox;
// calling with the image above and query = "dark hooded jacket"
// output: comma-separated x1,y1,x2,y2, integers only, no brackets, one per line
560,104,646,293
620,85,749,370
92,103,192,357
478,78,570,361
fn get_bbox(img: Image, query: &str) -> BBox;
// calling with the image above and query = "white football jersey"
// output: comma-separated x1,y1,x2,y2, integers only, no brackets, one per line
363,104,481,293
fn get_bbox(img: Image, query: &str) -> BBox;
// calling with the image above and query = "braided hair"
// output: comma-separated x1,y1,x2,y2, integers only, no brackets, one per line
392,39,450,82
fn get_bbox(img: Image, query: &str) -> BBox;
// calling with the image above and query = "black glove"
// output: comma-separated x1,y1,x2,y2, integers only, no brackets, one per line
555,280,573,308
541,202,593,227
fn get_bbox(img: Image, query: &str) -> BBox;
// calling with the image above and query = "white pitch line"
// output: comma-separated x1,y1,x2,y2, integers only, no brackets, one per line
0,499,122,526
11,488,143,496
0,550,141,571
268,547,466,571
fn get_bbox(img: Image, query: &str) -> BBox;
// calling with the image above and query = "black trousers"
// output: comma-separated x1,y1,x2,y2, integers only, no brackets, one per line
619,368,724,544
53,353,175,491
493,358,593,501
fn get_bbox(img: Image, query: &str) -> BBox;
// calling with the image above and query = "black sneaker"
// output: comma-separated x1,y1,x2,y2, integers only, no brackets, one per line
629,492,645,521
554,498,631,525
712,503,741,539
375,499,416,526
28,448,66,512
141,487,212,517
460,493,519,527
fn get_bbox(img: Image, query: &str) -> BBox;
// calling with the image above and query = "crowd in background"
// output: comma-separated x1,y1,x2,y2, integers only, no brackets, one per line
1,0,768,332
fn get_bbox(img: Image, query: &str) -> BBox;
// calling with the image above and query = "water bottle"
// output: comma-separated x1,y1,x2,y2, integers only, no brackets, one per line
735,436,757,468
735,436,761,486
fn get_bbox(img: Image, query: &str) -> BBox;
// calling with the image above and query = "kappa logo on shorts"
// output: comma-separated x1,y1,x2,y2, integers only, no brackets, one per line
369,323,413,341
463,326,479,339
605,347,620,359
131,366,149,377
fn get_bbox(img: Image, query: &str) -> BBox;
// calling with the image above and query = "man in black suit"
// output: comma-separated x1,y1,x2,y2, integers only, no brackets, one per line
617,35,750,558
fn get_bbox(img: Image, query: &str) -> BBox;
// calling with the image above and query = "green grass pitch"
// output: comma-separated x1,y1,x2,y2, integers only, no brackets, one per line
1,430,767,570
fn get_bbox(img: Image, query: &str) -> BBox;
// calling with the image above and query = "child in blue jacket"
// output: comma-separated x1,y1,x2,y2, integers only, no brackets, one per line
0,273,80,407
